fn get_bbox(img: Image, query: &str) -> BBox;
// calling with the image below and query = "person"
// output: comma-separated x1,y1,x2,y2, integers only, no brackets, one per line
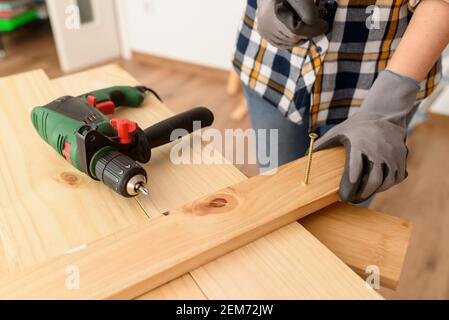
233,0,449,204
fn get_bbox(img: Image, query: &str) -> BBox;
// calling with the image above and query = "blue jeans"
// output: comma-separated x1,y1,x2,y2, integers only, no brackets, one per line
243,85,373,208
244,85,334,170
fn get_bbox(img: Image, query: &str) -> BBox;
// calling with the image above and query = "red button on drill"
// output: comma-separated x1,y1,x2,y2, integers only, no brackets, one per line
86,95,116,115
62,142,72,164
96,101,116,115
110,119,138,144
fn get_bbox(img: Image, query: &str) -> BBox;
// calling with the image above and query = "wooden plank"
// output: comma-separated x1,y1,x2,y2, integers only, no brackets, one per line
191,223,380,299
0,70,148,272
302,203,413,289
189,203,412,294
0,148,383,300
0,203,409,295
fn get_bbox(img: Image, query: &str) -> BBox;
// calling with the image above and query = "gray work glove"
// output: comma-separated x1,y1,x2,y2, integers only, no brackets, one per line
257,0,329,49
314,70,420,204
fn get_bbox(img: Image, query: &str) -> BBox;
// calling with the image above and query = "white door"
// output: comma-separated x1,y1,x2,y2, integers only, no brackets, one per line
47,0,124,72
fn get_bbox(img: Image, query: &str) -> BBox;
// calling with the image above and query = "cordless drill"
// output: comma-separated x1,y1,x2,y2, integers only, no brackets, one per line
31,86,214,197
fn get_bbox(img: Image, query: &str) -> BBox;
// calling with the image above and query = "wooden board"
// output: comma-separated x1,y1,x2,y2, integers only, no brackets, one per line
302,203,413,289
186,203,412,295
0,148,380,299
191,223,379,299
0,70,148,272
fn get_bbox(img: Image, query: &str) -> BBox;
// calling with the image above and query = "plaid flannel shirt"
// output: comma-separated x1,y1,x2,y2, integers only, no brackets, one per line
233,0,442,131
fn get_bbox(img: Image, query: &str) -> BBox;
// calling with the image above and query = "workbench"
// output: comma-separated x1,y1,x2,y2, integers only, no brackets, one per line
0,65,412,299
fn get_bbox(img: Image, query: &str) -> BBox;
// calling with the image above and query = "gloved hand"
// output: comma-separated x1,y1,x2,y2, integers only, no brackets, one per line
257,0,329,49
314,70,420,204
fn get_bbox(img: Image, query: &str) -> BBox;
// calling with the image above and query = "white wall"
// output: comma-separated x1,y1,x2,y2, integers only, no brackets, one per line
122,0,246,70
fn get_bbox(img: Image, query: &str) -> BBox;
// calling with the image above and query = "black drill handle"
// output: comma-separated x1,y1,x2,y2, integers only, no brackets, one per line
144,107,214,149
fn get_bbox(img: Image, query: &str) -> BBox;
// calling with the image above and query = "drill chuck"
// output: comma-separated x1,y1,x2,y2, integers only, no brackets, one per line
94,150,149,197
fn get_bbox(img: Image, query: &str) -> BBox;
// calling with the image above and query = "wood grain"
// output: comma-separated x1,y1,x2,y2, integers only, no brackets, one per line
0,148,384,299
302,203,413,289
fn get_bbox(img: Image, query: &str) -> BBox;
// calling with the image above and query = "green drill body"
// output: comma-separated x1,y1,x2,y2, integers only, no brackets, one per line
79,86,146,109
30,85,213,198
31,86,146,174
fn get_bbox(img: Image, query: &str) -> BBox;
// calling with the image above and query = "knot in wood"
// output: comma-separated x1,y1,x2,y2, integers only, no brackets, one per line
208,198,228,208
192,193,238,215
60,172,81,186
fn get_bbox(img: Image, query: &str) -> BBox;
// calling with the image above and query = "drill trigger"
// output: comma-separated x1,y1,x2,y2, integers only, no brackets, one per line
87,95,116,115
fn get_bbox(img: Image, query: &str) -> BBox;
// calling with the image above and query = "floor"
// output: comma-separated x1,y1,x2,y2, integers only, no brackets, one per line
375,114,449,299
1,21,449,300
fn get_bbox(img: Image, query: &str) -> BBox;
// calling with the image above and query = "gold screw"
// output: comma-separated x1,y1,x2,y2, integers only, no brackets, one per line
303,133,319,186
